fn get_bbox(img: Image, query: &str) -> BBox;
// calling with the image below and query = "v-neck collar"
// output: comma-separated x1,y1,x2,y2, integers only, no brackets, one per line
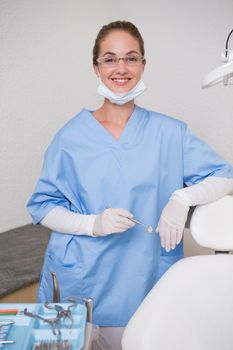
84,105,142,146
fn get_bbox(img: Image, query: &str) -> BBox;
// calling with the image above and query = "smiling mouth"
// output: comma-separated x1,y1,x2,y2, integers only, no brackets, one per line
112,78,131,85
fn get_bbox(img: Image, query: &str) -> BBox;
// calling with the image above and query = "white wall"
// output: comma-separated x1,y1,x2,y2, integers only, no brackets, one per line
1,0,233,233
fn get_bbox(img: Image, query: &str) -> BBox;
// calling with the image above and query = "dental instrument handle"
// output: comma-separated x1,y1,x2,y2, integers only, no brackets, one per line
0,340,15,344
51,272,61,303
130,218,146,228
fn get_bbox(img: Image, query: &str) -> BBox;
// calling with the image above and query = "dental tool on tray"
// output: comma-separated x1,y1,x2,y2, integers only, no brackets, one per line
0,320,15,347
0,309,23,316
32,339,72,349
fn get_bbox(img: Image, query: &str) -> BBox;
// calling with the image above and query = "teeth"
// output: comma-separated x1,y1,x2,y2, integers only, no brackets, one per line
114,79,128,82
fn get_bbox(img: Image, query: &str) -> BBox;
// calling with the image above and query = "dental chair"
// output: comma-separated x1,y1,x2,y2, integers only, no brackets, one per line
122,195,233,350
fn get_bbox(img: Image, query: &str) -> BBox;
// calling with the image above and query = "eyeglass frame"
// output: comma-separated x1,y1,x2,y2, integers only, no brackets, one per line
96,54,145,67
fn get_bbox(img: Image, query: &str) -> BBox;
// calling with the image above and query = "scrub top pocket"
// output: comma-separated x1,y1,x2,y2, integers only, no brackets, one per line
38,234,85,303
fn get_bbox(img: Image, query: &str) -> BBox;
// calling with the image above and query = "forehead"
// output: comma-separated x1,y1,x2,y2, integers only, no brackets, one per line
99,30,141,55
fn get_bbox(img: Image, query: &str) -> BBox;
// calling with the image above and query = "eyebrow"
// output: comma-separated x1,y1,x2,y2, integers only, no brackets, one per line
102,50,141,57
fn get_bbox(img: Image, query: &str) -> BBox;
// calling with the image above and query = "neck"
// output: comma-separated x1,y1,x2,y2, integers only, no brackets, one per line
94,99,135,124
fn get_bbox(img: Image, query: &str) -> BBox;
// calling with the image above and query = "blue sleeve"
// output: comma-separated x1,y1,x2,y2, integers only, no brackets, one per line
182,126,233,186
27,134,80,224
27,152,71,224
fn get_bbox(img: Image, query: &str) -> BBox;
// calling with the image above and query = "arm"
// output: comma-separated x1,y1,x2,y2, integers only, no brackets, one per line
156,177,233,252
156,125,233,252
172,176,233,207
40,206,135,237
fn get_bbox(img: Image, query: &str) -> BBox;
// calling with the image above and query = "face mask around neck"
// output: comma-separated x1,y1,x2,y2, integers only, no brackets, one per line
97,80,147,105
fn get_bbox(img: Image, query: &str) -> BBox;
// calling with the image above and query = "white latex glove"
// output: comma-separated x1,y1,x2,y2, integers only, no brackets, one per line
156,198,189,252
93,208,135,236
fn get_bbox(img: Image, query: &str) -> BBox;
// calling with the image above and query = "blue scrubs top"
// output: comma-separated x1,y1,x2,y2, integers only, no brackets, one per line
27,105,233,326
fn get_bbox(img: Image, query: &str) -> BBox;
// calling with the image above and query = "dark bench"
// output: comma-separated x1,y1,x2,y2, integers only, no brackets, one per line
0,224,51,297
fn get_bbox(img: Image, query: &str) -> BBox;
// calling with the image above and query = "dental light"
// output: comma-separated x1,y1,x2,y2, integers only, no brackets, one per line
202,28,233,88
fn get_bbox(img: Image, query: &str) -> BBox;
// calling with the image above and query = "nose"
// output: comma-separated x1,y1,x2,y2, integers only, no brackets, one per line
118,57,127,64
117,57,128,66
115,58,128,73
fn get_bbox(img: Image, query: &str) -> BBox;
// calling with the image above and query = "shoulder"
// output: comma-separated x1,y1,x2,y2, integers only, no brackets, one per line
136,105,187,132
51,108,89,139
56,108,89,137
45,109,89,153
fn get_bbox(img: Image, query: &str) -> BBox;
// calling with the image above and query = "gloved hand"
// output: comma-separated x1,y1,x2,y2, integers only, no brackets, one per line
93,208,135,236
156,198,189,252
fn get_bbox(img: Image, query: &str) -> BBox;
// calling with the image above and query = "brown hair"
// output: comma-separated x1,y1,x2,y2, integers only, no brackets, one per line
93,20,145,65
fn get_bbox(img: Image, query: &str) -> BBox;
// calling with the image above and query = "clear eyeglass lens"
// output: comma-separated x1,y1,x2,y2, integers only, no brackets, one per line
98,55,143,67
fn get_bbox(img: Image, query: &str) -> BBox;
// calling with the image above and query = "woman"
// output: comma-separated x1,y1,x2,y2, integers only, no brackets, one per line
27,21,233,349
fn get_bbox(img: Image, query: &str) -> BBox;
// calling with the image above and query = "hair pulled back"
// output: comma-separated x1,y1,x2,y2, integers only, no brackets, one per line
93,20,145,65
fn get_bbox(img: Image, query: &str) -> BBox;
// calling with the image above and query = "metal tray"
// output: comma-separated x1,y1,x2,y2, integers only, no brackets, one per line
0,303,87,349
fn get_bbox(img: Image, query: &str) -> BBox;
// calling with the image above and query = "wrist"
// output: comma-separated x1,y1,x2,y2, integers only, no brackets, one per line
170,193,190,210
76,214,97,236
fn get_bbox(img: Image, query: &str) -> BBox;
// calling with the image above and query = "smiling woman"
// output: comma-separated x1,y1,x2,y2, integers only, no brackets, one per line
27,20,233,350
92,22,146,140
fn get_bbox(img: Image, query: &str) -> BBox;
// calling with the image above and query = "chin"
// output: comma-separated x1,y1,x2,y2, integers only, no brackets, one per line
109,82,136,93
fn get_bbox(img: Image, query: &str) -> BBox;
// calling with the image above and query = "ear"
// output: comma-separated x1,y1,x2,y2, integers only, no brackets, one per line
142,59,146,72
93,64,99,77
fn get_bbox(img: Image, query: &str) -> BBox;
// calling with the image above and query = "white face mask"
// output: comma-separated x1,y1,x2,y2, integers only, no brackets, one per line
97,80,147,105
